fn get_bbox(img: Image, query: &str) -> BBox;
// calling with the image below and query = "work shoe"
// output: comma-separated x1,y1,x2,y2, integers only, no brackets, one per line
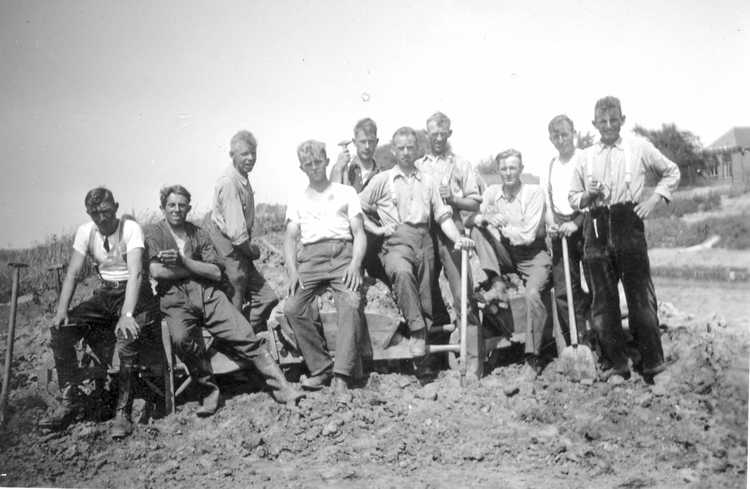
110,361,135,440
196,383,221,418
599,367,631,383
301,370,333,391
408,328,427,357
193,358,221,418
38,384,83,431
333,374,353,405
252,350,306,403
110,412,133,440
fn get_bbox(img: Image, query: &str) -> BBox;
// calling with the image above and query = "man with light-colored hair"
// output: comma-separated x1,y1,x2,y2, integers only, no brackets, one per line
283,140,367,399
468,149,552,379
360,127,474,360
569,96,680,382
204,130,279,334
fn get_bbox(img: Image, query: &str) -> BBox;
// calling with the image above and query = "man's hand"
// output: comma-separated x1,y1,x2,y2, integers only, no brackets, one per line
287,270,304,296
50,312,69,330
376,223,397,237
157,249,181,267
486,214,507,228
635,194,663,219
342,263,362,292
547,223,560,238
438,184,453,203
473,213,489,227
559,221,578,237
334,147,352,170
453,237,475,251
115,314,141,341
247,243,261,260
586,178,605,199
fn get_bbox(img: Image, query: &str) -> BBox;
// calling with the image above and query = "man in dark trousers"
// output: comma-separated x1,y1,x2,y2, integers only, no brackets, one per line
569,96,680,382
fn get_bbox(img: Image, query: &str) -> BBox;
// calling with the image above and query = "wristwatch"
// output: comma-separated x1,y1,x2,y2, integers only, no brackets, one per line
123,312,133,318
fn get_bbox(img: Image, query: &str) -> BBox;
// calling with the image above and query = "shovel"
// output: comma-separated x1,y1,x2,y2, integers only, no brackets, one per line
558,237,597,382
1,262,28,425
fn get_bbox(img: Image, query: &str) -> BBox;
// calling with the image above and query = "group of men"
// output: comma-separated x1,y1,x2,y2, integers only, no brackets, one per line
39,94,679,439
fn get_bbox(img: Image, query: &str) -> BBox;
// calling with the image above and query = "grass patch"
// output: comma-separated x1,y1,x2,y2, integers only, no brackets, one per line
646,214,750,249
651,191,722,218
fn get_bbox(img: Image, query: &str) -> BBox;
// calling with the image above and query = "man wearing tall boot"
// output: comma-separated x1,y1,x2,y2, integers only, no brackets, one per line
40,187,160,439
147,185,304,412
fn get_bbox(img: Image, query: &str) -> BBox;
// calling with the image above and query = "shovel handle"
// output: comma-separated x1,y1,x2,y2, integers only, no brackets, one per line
561,237,578,346
459,246,468,385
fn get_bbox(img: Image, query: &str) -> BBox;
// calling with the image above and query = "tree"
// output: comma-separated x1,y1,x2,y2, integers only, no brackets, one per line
633,123,705,186
576,131,595,150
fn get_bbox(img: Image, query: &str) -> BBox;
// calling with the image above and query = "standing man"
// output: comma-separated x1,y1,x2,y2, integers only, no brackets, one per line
204,130,278,333
283,141,367,398
39,188,160,439
415,112,483,346
542,115,591,347
569,96,680,381
468,150,552,379
330,118,389,283
359,127,474,361
147,185,303,414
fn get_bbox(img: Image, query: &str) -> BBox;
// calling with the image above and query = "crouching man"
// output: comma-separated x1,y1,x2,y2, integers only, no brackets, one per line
283,141,367,400
147,185,304,412
40,187,160,439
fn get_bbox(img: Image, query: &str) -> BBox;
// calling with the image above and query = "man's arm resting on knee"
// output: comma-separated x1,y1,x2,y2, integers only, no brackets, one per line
437,215,474,250
116,248,145,340
51,250,86,328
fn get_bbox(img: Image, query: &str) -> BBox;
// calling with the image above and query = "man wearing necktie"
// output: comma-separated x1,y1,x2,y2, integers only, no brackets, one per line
569,96,680,382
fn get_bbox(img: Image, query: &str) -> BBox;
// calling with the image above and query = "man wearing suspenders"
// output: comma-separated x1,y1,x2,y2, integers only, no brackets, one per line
569,96,680,382
40,187,159,439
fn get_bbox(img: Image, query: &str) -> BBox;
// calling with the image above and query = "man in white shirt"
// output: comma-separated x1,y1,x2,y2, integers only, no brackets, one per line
569,96,680,382
40,188,159,439
542,115,591,348
283,140,367,399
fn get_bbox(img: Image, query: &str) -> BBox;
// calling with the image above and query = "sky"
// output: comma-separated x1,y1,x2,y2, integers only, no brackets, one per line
1,0,748,248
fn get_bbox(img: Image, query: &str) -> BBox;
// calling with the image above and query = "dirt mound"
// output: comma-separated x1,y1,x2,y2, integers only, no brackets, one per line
0,235,747,488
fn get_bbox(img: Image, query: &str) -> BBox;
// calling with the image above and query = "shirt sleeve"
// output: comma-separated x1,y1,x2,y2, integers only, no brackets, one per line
568,151,588,210
195,226,224,269
345,186,363,219
457,159,482,202
503,186,545,245
122,220,145,252
640,139,681,202
144,227,163,263
72,224,90,256
217,178,250,246
429,176,452,223
358,174,380,214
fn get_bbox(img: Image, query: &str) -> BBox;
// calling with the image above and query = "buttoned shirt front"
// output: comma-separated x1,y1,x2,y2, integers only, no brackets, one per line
480,183,547,246
569,134,681,209
359,165,452,229
209,165,255,249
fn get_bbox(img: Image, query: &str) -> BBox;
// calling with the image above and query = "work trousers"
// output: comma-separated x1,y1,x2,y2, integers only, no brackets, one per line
582,203,663,372
431,228,481,329
471,228,551,356
159,280,265,371
551,229,591,345
283,240,365,377
363,231,389,285
381,224,436,333
50,286,160,387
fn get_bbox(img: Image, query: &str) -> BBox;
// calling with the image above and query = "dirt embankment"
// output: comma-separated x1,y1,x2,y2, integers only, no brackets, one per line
0,236,747,488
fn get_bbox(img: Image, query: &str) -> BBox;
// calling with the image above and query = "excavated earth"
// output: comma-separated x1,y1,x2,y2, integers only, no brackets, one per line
0,234,747,488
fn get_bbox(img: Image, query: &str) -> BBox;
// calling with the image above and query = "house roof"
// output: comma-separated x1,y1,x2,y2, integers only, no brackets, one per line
708,127,750,150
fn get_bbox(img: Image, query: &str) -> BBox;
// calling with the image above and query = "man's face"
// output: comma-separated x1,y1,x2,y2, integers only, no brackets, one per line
87,200,119,236
354,130,378,162
392,134,419,167
300,155,329,184
593,107,625,145
426,120,452,156
230,140,257,175
498,156,523,187
162,193,191,227
549,121,575,156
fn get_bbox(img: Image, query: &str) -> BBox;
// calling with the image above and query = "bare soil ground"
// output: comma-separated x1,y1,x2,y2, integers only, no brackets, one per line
0,238,747,489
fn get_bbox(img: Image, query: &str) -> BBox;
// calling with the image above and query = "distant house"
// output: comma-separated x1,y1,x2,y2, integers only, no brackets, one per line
704,127,750,184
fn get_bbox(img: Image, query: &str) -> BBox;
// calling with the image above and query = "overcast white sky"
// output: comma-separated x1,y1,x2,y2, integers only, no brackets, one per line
1,0,748,247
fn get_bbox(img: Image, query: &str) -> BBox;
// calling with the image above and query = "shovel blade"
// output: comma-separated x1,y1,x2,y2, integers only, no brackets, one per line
559,345,598,382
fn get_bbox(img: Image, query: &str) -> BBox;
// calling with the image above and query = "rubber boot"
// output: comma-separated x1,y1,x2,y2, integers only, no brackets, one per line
194,358,221,417
252,350,305,404
110,360,135,440
38,384,82,430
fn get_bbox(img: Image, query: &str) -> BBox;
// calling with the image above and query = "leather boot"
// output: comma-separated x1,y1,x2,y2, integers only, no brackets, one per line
194,358,220,417
38,384,82,430
110,360,135,440
252,350,305,404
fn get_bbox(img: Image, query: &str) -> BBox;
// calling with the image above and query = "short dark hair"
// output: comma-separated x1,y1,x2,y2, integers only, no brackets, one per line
391,126,418,145
426,111,451,129
495,148,523,166
353,118,377,137
594,96,622,116
84,187,115,209
160,185,192,208
548,114,575,133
